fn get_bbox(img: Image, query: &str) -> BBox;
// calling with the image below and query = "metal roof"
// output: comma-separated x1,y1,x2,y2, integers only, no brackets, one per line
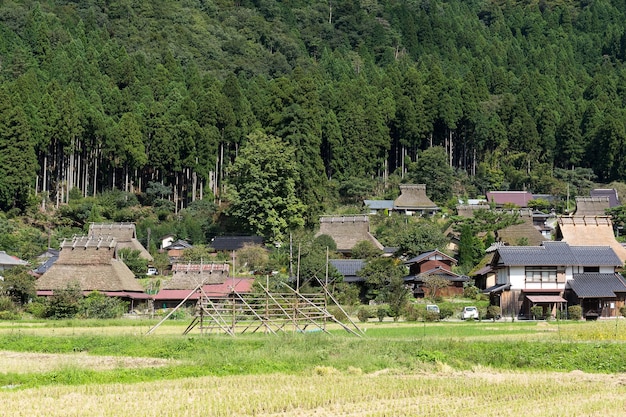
566,273,626,298
526,295,566,303
0,251,28,267
364,200,394,210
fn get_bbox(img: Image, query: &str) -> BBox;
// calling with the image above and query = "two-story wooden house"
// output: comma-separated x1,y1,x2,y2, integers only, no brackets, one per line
489,241,625,318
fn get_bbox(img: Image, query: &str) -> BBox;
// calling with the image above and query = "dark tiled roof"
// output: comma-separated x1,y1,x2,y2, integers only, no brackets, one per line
32,255,58,276
405,250,456,265
495,241,622,267
164,239,193,250
330,259,366,282
567,273,626,298
482,283,510,294
210,236,263,251
570,246,623,266
590,189,620,207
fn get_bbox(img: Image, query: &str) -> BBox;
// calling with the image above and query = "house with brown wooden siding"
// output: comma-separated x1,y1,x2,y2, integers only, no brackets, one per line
404,250,468,298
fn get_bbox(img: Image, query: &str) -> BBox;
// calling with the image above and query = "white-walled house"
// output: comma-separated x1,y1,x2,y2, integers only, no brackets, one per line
488,241,626,318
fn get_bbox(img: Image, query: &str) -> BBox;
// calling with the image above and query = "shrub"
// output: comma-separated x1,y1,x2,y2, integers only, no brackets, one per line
424,311,439,322
402,304,420,322
620,305,626,318
0,295,16,312
376,306,388,322
79,292,128,319
26,299,48,318
0,310,19,320
438,305,454,320
463,285,480,300
486,305,501,321
568,305,583,320
327,305,348,323
530,305,544,319
46,282,82,319
357,307,373,322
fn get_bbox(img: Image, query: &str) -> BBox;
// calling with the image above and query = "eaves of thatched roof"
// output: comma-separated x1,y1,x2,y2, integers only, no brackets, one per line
557,216,626,264
393,184,438,210
317,215,384,252
36,235,144,293
574,197,610,216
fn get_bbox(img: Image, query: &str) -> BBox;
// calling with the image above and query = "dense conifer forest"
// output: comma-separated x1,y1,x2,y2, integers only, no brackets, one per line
2,0,626,245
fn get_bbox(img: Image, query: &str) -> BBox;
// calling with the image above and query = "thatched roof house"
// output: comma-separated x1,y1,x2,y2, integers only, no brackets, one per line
496,212,546,246
556,216,626,265
161,262,230,290
317,215,384,254
89,223,153,261
36,236,147,300
574,197,611,216
393,184,439,215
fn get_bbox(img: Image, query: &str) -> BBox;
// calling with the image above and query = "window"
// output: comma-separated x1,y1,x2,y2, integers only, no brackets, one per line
583,266,599,273
525,266,557,283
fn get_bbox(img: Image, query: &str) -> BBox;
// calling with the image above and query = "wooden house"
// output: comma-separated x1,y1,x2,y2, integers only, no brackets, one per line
489,241,624,319
35,236,149,309
403,250,468,298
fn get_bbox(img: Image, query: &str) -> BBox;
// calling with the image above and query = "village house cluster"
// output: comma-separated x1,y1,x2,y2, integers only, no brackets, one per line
2,185,624,321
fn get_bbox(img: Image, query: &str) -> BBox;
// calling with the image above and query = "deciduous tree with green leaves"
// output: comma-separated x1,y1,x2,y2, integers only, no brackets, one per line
227,130,306,244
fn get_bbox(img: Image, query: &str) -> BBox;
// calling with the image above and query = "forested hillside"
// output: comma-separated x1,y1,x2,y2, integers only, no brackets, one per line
2,0,626,237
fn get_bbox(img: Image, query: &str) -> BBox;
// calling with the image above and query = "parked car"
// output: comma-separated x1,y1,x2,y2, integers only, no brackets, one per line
146,266,159,276
426,304,440,314
461,306,479,320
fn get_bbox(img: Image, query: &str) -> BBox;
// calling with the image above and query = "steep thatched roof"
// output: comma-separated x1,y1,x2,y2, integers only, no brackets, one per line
496,214,545,246
89,223,153,261
393,184,438,210
162,263,230,290
456,204,491,218
36,236,144,293
557,216,626,264
317,215,384,253
574,197,610,216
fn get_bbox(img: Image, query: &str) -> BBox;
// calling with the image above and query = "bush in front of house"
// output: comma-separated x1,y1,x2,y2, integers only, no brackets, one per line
438,305,454,320
357,306,376,322
486,305,501,321
376,306,388,322
620,305,626,318
568,305,583,320
463,285,480,300
327,305,349,323
530,305,544,320
79,291,128,319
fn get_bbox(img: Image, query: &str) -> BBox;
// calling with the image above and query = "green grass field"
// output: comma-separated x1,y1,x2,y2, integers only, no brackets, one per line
1,318,626,416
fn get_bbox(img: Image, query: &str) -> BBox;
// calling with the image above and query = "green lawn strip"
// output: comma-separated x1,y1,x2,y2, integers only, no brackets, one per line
2,329,626,390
